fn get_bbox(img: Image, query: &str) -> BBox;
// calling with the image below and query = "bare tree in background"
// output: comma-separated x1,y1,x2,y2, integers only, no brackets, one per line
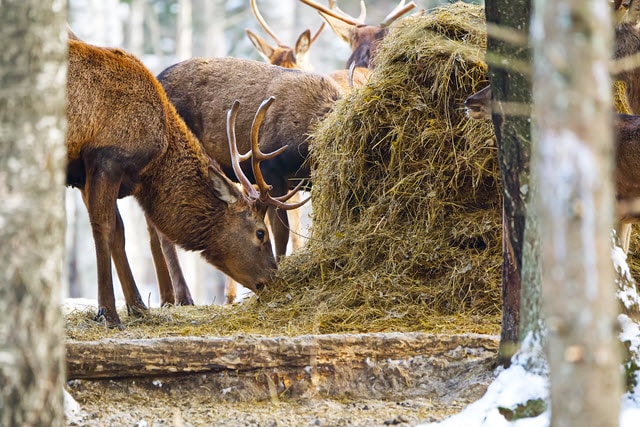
532,0,622,425
176,0,192,60
0,1,67,425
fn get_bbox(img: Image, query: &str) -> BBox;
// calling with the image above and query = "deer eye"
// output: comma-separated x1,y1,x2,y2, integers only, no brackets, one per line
256,229,266,242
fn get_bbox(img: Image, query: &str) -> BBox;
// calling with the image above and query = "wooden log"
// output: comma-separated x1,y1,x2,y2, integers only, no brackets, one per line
66,332,498,380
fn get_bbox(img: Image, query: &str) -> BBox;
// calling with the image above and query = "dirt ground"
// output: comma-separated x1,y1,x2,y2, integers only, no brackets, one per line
65,380,477,427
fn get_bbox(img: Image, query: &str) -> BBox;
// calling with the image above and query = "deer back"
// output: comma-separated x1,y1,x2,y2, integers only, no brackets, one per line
157,57,342,189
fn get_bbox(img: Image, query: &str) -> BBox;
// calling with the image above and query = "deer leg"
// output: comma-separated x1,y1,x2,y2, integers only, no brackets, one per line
619,222,633,253
81,168,123,327
287,192,305,251
111,204,147,316
225,276,238,304
146,217,177,306
159,234,194,306
267,206,290,261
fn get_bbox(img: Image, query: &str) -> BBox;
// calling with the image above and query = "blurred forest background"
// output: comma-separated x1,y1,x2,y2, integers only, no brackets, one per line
65,0,483,306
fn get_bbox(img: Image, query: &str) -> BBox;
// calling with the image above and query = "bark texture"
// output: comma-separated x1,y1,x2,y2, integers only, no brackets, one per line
532,1,622,426
484,0,533,365
66,333,498,403
0,1,68,426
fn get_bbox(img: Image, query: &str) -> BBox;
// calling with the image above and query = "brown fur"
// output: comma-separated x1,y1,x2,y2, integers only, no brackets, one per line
344,26,387,69
157,57,342,258
615,22,640,113
66,40,277,325
297,0,415,70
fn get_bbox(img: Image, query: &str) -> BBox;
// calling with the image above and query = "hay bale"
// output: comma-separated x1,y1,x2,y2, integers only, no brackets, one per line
270,2,500,331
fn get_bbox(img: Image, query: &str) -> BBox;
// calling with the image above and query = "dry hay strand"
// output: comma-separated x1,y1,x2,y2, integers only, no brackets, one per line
269,3,500,331
65,2,501,342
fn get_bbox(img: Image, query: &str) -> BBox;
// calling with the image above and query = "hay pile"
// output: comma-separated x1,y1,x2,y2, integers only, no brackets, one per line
66,2,502,340
268,2,501,332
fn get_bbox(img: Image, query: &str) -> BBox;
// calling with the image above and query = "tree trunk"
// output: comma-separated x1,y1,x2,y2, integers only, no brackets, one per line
0,1,67,426
532,1,622,426
484,0,533,365
176,0,193,61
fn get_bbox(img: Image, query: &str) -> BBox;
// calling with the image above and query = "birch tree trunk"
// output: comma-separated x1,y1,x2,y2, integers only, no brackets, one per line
0,1,67,425
176,0,193,61
532,1,622,425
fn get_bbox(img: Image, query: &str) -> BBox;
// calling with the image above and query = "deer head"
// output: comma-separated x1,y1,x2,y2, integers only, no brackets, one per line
297,0,416,68
246,0,328,69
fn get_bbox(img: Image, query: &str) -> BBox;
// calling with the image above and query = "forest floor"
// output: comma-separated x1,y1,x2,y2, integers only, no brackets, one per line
63,303,500,427
66,384,471,427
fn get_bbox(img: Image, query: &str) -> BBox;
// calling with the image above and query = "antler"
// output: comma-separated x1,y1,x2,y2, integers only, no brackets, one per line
298,0,415,26
298,0,363,25
380,0,416,28
252,0,326,46
227,97,310,210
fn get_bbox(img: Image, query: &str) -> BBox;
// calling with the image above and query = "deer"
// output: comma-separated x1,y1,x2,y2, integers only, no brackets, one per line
247,0,370,92
66,39,301,326
462,0,640,254
297,0,416,70
464,85,640,253
155,57,341,302
245,0,326,70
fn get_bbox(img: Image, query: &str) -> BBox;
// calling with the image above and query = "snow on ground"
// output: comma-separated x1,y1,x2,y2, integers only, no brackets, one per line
419,243,640,427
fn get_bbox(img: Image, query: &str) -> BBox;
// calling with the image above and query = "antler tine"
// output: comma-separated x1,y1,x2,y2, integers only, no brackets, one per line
271,179,311,209
250,0,283,45
227,100,259,199
310,22,326,43
250,97,311,210
250,97,284,196
298,0,364,25
356,0,367,23
308,0,334,43
380,1,416,27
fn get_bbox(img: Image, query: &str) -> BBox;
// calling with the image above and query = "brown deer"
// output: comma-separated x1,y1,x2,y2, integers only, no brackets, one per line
615,0,640,113
157,57,340,261
297,0,416,70
464,85,640,253
66,39,298,326
245,0,326,70
247,0,370,92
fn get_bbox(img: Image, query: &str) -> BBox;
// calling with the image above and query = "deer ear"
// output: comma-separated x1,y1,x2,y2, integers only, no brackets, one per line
208,166,240,205
295,30,312,56
246,29,275,62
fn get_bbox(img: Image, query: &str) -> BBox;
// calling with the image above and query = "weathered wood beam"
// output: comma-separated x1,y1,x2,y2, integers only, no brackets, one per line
66,332,499,380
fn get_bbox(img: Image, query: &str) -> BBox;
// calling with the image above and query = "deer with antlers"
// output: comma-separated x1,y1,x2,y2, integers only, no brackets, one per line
155,57,340,303
247,0,371,91
246,0,326,70
297,0,416,70
66,39,307,326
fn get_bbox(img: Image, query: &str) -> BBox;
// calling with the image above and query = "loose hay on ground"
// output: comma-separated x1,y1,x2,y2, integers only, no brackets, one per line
65,2,502,341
